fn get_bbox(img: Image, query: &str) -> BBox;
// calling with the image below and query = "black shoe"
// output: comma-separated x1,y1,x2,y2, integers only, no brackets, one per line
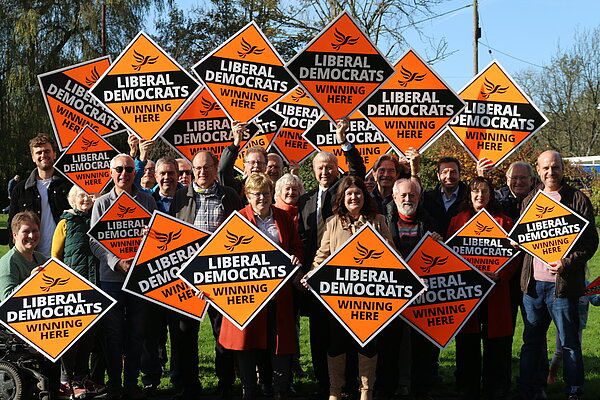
567,395,583,400
143,384,159,397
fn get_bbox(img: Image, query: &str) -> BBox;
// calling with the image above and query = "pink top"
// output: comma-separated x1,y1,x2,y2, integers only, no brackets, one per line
533,190,562,282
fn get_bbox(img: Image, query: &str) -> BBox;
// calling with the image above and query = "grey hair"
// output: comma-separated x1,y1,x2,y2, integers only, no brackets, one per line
312,151,338,167
275,173,305,198
506,161,533,178
392,178,421,196
67,185,86,209
110,154,134,168
268,153,284,168
155,157,178,171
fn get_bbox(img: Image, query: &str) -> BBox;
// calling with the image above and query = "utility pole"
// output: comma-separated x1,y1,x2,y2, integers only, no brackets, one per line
473,0,480,76
101,1,106,56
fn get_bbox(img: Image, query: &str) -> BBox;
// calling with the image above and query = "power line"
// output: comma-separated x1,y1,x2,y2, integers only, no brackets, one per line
398,4,473,29
478,42,545,68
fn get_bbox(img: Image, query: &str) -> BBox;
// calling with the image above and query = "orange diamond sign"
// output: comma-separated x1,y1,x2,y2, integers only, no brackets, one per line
508,190,589,265
89,31,200,141
286,11,395,122
123,212,210,320
446,209,520,274
0,258,116,362
360,49,465,156
447,60,548,166
306,223,425,346
88,192,152,260
192,22,296,122
54,125,119,195
38,56,126,150
401,234,494,349
178,212,300,329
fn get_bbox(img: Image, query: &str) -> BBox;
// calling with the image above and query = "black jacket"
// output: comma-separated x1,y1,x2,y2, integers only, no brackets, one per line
422,181,468,238
385,201,440,258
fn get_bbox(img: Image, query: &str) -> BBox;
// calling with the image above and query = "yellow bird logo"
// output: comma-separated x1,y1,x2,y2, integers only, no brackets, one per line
132,50,159,71
420,252,448,273
237,37,264,58
116,204,136,218
331,28,359,51
224,230,253,252
291,88,307,102
154,229,182,251
81,137,99,151
480,77,509,99
199,97,221,116
85,66,100,86
40,274,70,292
535,204,554,219
398,65,427,87
474,221,493,236
353,242,384,265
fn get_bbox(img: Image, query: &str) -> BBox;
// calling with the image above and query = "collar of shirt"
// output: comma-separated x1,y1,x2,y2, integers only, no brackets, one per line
193,181,217,195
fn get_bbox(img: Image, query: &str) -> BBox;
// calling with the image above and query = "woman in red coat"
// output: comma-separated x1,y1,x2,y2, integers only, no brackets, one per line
219,173,303,400
446,176,517,400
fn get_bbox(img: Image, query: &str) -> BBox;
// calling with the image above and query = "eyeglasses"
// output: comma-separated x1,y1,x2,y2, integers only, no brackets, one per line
113,166,134,173
248,191,271,198
179,170,192,176
507,175,530,181
244,160,266,166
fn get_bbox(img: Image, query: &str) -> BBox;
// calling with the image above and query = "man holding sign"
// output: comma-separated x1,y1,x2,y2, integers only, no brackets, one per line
515,150,598,400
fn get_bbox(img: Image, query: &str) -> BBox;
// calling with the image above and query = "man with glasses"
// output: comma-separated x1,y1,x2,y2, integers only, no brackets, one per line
170,150,242,400
90,154,156,400
177,158,193,187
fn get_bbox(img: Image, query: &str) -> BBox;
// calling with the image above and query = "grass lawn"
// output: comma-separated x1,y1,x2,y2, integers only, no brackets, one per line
1,212,600,398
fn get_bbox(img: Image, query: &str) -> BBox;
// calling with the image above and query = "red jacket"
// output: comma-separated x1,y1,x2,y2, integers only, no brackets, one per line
447,209,517,338
219,205,304,353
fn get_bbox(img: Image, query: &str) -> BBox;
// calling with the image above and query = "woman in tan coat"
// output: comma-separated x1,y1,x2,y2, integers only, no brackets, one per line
307,176,395,400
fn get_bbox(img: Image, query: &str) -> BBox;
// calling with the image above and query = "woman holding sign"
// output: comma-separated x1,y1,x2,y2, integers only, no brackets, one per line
446,176,516,400
308,175,394,400
218,173,303,400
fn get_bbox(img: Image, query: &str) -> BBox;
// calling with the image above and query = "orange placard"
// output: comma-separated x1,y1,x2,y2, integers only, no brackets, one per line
303,110,392,175
508,190,589,265
123,211,210,320
286,11,394,122
233,109,285,173
307,223,425,346
445,209,520,273
585,276,600,296
38,56,126,150
400,234,494,349
359,49,465,156
447,61,548,166
270,87,323,164
54,125,119,195
87,192,152,260
177,212,299,329
0,258,116,362
89,31,200,141
193,22,296,122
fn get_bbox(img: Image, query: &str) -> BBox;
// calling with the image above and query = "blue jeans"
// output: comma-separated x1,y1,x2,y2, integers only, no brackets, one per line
518,280,583,396
101,281,147,389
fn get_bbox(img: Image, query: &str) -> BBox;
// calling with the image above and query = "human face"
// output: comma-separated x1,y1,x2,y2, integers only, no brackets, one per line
247,187,272,218
313,156,339,188
471,182,491,212
244,152,267,175
537,151,564,192
437,162,460,192
375,160,397,191
74,190,94,213
280,184,300,206
344,184,364,217
140,161,156,189
31,143,56,172
155,163,178,196
507,164,532,199
267,157,282,183
192,153,216,189
111,156,135,193
13,221,40,255
177,160,193,186
392,181,420,217
364,174,376,193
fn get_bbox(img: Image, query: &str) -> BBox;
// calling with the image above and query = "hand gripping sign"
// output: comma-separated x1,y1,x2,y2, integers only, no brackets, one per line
54,125,120,195
38,56,126,150
508,190,589,265
89,31,200,141
177,211,300,330
286,11,395,123
401,234,494,349
0,258,116,362
88,192,152,260
447,60,548,166
193,21,297,123
359,48,465,157
306,223,426,346
445,209,520,274
123,211,211,320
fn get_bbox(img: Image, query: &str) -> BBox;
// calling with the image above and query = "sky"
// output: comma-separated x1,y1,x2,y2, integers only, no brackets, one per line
169,0,599,92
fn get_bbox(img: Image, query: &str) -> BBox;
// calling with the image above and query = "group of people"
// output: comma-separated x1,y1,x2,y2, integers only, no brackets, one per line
0,120,597,400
